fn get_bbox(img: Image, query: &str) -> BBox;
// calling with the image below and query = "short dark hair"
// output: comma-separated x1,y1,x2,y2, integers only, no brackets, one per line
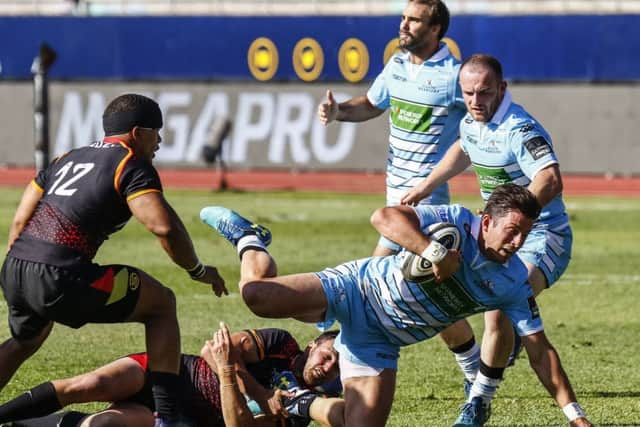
410,0,450,39
461,53,504,81
102,93,163,135
314,330,339,345
104,93,159,116
484,184,541,221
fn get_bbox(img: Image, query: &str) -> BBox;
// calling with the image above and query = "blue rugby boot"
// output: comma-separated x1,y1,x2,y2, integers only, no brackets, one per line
452,397,491,427
200,206,271,247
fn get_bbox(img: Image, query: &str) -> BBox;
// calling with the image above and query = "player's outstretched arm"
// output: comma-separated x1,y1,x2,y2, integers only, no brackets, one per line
522,331,593,426
400,141,470,206
128,192,227,296
317,90,384,125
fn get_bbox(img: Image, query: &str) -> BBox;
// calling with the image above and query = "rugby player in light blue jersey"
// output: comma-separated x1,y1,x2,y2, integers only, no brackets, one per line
402,53,575,424
317,0,466,257
200,184,591,427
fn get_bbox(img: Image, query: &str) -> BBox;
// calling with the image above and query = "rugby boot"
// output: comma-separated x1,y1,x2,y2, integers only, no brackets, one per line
200,206,271,247
452,396,491,427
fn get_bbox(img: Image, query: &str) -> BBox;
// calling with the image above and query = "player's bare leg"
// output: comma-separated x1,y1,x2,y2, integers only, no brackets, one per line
79,402,155,427
53,357,147,406
342,369,396,427
124,271,180,424
0,321,53,390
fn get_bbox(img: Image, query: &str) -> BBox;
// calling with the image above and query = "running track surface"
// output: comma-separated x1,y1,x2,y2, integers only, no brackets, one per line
0,167,638,197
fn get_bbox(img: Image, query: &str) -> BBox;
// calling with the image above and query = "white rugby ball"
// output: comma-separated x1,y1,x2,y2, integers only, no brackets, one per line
400,222,461,284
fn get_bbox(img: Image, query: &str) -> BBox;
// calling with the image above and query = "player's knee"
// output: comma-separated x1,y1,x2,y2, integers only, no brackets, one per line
240,282,270,316
9,329,49,356
155,285,177,313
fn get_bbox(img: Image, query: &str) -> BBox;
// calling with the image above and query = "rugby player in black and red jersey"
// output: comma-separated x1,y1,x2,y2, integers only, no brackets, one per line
0,324,343,427
0,94,227,427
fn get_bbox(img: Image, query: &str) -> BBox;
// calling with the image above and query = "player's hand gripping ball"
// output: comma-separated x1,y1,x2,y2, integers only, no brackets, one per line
400,222,461,284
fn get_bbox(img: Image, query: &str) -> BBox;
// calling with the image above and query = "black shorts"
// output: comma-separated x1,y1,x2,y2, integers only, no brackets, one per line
0,256,141,340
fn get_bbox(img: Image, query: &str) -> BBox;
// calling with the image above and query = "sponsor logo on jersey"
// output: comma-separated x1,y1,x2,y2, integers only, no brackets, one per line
418,84,439,94
464,117,474,124
389,98,434,132
465,135,478,144
479,139,501,154
129,271,140,291
519,123,535,134
524,136,553,160
436,206,449,223
392,73,407,82
477,279,495,295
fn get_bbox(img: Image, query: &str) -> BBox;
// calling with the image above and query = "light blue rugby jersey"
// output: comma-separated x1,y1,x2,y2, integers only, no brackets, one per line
459,91,566,222
358,204,543,346
367,43,466,205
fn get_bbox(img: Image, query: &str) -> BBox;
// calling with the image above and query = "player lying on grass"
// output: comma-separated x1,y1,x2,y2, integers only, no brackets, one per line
201,183,592,427
0,323,344,427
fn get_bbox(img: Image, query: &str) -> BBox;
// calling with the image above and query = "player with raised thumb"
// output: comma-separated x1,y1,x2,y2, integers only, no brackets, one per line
316,88,384,126
317,89,338,125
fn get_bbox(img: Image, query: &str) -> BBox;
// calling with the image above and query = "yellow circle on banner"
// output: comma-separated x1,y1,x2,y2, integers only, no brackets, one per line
383,37,402,65
338,38,369,83
248,37,279,81
442,37,462,61
293,37,324,82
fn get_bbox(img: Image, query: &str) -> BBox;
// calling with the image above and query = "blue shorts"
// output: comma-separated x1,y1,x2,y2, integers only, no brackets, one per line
379,185,450,251
316,261,400,370
517,214,573,287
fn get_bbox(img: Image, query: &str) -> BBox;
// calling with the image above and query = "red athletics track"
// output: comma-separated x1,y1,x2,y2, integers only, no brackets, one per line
0,167,638,197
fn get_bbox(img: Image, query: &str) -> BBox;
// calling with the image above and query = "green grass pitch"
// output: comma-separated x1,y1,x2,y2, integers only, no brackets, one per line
0,188,638,426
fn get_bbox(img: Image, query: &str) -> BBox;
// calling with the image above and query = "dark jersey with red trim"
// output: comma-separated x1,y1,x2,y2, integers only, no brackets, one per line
8,138,162,267
129,328,305,427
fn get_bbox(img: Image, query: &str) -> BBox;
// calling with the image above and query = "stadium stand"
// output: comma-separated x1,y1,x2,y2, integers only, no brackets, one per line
1,0,639,15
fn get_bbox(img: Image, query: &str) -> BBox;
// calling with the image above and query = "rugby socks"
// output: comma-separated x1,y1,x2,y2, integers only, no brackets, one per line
451,337,481,382
238,235,267,259
150,371,180,422
0,381,61,423
468,361,505,406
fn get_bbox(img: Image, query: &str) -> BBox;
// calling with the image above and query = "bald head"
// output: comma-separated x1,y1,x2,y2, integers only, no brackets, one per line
459,54,507,122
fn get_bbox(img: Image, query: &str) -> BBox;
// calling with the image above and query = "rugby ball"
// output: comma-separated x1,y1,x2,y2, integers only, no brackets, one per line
400,222,461,284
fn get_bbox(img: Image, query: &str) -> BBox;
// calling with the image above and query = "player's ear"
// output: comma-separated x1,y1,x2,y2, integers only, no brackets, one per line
481,213,492,233
130,126,142,142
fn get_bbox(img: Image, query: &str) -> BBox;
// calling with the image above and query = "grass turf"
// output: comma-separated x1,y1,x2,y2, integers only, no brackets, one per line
0,188,638,426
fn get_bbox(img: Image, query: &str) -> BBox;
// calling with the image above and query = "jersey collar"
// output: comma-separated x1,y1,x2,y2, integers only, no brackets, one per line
427,42,450,63
403,42,451,65
103,136,132,148
490,90,512,125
